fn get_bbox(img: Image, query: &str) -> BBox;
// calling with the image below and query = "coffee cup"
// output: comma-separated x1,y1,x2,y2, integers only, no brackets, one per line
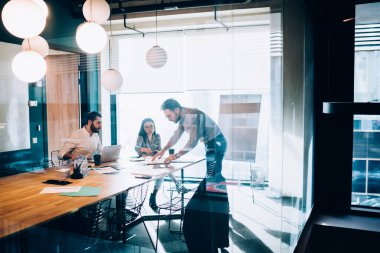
94,154,101,166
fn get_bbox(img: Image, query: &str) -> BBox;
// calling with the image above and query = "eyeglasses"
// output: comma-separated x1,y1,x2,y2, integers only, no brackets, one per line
144,125,154,129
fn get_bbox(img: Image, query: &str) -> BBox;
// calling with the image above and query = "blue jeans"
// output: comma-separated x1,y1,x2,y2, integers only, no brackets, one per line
205,134,227,177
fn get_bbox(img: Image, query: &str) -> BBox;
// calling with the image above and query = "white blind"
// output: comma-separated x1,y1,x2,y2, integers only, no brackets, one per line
184,26,270,90
111,25,270,93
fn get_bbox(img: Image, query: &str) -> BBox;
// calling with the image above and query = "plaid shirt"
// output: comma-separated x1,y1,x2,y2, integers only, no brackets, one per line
135,133,161,156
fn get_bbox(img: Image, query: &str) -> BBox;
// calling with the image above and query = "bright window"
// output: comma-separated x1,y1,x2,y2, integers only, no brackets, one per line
352,2,380,209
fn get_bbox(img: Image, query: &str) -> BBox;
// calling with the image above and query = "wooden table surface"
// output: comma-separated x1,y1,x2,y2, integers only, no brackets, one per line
0,158,203,239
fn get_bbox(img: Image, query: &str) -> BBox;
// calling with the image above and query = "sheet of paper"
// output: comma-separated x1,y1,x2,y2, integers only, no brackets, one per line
129,157,145,162
40,186,81,194
94,167,119,174
130,167,168,177
56,168,70,172
60,186,101,197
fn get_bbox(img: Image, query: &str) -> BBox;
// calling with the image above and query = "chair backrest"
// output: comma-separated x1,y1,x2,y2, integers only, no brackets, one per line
158,187,196,212
50,150,65,167
78,198,112,238
116,183,149,224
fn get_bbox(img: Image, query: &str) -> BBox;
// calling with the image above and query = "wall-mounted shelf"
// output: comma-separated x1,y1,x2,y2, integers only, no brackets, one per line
323,102,380,115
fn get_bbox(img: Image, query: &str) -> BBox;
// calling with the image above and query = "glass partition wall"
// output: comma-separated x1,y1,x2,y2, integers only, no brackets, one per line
100,3,313,252
352,2,380,210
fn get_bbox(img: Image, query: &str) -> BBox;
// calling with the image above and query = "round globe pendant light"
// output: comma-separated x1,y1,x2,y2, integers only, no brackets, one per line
21,36,49,57
101,69,123,91
76,22,107,54
1,0,46,39
101,3,124,92
146,8,167,68
146,45,167,68
32,0,48,18
12,51,46,83
83,0,110,24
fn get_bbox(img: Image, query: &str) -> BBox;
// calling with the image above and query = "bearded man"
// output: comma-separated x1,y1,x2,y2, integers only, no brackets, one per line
60,111,103,161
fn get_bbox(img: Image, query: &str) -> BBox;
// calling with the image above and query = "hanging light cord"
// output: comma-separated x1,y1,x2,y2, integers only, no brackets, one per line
108,0,113,69
155,8,158,46
27,39,32,51
108,37,112,69
90,0,93,22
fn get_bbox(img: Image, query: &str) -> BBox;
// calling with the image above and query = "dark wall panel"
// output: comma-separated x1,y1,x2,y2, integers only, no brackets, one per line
0,83,46,175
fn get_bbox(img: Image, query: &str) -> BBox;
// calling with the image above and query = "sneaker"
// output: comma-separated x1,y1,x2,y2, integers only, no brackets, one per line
149,193,158,210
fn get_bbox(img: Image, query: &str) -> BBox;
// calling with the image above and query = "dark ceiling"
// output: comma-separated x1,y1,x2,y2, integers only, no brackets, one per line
71,0,268,19
0,0,268,52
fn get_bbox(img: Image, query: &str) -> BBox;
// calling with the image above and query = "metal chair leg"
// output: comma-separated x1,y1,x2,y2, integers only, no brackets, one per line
155,208,161,251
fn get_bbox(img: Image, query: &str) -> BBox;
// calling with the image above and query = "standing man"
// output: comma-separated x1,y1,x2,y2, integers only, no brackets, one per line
152,98,229,253
60,111,102,161
152,99,226,177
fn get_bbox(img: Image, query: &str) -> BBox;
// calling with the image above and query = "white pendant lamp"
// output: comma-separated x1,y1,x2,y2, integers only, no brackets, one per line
76,22,107,54
146,46,167,68
146,9,167,68
21,36,49,57
101,8,123,92
102,69,123,91
1,0,46,39
83,0,110,24
12,51,46,83
32,0,48,18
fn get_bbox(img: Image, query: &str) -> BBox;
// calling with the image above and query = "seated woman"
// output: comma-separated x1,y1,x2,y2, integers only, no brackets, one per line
135,118,187,210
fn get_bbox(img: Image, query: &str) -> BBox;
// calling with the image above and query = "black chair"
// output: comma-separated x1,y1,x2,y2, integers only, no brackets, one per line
155,184,196,249
114,183,149,244
50,150,65,167
78,199,112,237
64,198,113,252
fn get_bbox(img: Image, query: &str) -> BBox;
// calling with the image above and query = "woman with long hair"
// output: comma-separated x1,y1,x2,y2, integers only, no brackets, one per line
135,118,187,210
135,118,161,157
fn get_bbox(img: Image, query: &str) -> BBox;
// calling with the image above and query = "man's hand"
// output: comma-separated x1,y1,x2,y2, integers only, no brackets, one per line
151,150,165,161
63,153,77,161
164,154,177,164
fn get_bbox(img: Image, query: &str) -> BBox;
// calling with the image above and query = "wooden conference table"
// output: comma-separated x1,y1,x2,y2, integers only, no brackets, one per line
0,157,204,239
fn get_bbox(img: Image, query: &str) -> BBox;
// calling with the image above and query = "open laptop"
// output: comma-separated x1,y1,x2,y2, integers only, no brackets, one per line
101,145,121,163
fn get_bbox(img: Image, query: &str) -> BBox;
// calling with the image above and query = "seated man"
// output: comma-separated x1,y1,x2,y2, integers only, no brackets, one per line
59,111,103,161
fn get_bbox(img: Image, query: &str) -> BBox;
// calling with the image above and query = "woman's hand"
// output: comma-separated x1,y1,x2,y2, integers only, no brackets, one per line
141,148,153,155
152,150,165,161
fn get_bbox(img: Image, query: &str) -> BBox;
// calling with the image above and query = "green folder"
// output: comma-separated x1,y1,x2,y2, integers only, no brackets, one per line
60,186,101,197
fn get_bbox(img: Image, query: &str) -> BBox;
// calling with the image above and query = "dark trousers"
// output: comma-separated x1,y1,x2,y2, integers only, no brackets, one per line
183,134,229,252
205,134,227,177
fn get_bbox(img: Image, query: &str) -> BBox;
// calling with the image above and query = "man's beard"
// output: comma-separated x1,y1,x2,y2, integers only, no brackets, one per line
91,123,100,133
174,113,181,123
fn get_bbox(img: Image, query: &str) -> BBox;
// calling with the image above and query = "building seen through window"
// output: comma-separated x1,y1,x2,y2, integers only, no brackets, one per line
352,2,380,208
